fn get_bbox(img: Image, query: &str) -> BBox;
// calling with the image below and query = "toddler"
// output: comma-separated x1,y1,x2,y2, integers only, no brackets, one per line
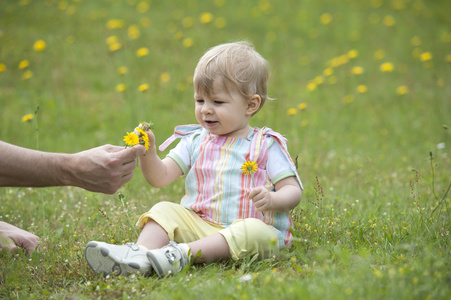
85,41,303,277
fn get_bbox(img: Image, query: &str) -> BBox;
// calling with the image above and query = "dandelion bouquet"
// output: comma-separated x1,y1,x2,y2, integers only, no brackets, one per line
123,121,154,150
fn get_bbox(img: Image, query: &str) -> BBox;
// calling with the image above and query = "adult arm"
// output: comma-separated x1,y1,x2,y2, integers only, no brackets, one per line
0,140,145,194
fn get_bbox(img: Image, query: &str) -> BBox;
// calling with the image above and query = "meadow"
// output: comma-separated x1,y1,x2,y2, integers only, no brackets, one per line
0,0,450,299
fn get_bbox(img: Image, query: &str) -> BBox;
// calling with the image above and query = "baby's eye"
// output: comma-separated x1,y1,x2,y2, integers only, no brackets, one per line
196,99,204,104
214,101,224,105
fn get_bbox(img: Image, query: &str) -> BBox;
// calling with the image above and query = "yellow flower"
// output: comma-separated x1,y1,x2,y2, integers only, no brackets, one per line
348,49,358,59
357,85,367,93
0,63,6,72
215,17,226,28
320,13,332,25
106,19,124,29
123,132,139,146
307,82,317,91
446,54,451,63
287,108,297,116
116,84,126,92
137,1,149,13
420,52,432,62
374,49,385,60
380,62,394,72
21,113,34,122
106,36,118,45
117,66,128,75
33,40,46,51
241,161,258,175
138,84,149,92
183,38,193,48
136,47,149,57
19,60,29,69
22,70,32,80
200,12,213,24
128,25,140,40
383,15,396,27
298,103,307,110
396,85,409,95
137,128,150,150
352,66,364,75
160,72,170,83
323,68,333,76
109,42,121,52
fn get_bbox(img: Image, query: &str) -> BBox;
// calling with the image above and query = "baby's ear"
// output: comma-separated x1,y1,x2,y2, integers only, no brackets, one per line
246,94,261,116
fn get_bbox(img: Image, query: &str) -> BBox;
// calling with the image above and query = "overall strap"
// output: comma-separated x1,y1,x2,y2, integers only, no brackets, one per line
159,124,203,151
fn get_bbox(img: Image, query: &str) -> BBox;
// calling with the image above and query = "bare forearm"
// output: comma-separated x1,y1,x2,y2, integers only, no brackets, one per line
0,141,70,187
139,146,180,187
270,185,302,212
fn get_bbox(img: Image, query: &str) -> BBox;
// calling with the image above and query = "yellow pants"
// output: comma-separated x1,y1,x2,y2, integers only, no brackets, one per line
136,201,279,260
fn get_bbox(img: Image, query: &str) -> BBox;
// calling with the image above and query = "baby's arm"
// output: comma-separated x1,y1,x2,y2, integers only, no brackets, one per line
138,130,183,188
249,176,302,212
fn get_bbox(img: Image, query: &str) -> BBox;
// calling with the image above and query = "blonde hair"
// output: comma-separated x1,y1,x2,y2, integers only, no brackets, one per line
193,41,270,115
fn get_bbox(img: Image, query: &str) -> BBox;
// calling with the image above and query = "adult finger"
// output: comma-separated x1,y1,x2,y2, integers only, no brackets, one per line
0,236,18,254
117,145,146,163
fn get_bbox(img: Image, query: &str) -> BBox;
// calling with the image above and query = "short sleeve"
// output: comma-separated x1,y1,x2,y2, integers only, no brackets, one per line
266,139,303,189
166,136,192,175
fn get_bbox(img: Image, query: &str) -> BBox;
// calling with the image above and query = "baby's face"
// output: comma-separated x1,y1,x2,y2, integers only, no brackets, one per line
194,80,252,139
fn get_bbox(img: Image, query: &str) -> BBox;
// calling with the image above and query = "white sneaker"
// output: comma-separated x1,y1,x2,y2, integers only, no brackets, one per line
84,241,152,276
146,241,190,278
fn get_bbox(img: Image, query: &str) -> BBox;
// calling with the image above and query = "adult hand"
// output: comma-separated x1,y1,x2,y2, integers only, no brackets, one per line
68,144,146,194
0,221,41,254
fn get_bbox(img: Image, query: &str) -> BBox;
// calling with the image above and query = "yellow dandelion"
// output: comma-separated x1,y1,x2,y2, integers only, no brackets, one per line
109,42,121,52
446,54,451,63
128,25,140,40
348,49,358,59
0,63,6,72
136,1,149,13
183,38,193,48
116,84,126,92
383,15,396,27
200,12,213,24
21,113,34,122
352,66,364,75
287,108,297,116
106,36,118,45
22,70,32,80
307,82,317,91
19,60,29,69
323,68,333,76
314,76,324,85
411,36,421,46
106,19,124,29
215,17,226,28
117,66,128,75
137,47,149,57
138,83,149,92
140,17,151,27
396,85,409,95
182,17,194,28
343,94,354,104
123,132,139,147
298,103,307,110
380,62,394,72
241,161,258,176
357,85,367,93
374,49,385,60
160,72,170,83
320,13,332,25
420,52,432,62
33,40,46,51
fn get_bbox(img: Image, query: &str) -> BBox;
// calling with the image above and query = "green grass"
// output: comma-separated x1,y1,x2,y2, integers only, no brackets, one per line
0,0,450,299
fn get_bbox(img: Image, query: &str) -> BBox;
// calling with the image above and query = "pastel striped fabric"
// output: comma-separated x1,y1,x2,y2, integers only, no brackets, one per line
160,125,301,247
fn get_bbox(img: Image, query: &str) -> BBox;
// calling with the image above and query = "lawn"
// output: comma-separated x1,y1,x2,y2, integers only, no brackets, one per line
0,0,450,299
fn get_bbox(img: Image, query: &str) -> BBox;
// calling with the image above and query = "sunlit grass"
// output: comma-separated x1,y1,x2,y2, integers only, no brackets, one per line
0,0,450,299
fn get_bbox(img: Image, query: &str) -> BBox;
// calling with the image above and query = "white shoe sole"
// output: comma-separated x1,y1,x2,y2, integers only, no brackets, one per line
84,241,147,276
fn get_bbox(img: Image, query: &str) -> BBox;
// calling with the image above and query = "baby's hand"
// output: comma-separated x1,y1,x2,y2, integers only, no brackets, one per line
249,186,273,212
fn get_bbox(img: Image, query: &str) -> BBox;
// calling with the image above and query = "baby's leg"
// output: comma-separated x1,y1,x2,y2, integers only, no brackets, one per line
188,233,231,263
136,220,170,250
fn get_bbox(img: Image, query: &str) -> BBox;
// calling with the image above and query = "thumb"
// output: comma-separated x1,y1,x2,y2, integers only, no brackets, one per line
0,235,18,254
